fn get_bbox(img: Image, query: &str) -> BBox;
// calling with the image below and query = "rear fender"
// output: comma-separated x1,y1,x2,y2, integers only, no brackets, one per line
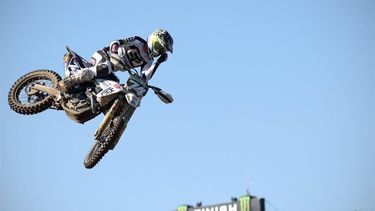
64,46,93,77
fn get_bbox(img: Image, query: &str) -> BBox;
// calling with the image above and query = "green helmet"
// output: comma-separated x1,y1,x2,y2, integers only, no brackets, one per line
147,29,174,57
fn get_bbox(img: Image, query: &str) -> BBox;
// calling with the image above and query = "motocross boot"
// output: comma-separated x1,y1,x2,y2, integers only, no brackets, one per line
58,68,96,93
58,75,81,93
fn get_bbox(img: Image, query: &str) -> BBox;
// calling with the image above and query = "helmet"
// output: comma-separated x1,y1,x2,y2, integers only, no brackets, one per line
147,29,174,57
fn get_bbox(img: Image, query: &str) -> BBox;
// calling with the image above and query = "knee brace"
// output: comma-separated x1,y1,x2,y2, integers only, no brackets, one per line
96,63,111,77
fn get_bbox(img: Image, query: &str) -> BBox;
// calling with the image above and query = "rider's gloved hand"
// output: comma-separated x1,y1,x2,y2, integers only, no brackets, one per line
157,53,168,64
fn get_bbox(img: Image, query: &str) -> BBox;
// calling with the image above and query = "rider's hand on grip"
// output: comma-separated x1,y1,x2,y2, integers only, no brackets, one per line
157,53,168,64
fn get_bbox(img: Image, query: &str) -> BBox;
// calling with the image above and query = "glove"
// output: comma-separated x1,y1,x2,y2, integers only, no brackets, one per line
157,53,168,64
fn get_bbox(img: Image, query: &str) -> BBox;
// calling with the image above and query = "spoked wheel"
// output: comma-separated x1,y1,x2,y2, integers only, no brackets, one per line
84,116,125,169
8,69,61,115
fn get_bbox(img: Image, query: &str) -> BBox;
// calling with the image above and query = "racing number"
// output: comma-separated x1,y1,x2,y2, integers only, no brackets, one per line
127,48,143,66
102,87,115,96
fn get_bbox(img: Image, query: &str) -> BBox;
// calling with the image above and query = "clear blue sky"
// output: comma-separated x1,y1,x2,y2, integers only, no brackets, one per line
1,0,374,211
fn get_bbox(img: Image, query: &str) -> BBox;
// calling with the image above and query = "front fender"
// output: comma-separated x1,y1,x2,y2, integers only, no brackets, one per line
125,93,142,108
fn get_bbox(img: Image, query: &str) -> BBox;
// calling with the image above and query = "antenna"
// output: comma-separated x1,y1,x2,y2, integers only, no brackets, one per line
245,168,254,196
246,188,251,196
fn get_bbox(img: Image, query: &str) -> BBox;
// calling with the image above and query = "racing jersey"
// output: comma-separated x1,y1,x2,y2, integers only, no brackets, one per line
109,36,157,82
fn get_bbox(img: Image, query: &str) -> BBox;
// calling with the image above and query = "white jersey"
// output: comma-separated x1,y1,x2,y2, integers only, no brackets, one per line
109,36,157,82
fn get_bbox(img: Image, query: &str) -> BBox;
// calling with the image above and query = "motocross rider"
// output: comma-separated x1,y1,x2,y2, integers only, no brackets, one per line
58,29,173,92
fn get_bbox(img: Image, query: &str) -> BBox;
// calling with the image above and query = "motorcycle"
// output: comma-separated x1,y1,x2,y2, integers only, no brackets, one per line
8,47,173,169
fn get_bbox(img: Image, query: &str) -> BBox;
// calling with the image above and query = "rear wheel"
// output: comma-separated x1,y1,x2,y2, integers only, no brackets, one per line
8,69,61,115
84,116,125,169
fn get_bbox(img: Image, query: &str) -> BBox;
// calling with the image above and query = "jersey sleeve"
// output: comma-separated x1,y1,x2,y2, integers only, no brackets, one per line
109,38,131,54
140,61,156,82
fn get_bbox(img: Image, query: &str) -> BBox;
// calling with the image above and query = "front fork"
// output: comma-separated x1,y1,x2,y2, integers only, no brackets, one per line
94,97,124,140
108,104,136,150
94,95,136,145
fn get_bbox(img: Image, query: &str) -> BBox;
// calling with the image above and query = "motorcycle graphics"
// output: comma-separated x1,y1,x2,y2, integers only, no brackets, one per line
8,47,173,169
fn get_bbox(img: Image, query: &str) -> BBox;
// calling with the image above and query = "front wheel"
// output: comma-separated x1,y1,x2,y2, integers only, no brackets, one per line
84,117,125,169
8,69,61,115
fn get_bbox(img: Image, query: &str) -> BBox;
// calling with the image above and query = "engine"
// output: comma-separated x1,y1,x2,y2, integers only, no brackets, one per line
62,90,98,124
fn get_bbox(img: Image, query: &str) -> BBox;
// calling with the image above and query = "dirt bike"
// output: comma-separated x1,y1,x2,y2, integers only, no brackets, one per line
8,47,173,169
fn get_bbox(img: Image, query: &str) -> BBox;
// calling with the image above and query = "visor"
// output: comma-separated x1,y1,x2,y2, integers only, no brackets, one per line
153,40,166,56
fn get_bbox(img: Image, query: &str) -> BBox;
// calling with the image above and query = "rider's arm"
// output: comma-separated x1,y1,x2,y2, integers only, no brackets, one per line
140,61,155,82
140,53,168,82
109,39,125,54
109,37,144,53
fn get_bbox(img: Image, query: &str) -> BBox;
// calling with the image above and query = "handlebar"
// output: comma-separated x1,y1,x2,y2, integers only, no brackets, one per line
123,68,173,104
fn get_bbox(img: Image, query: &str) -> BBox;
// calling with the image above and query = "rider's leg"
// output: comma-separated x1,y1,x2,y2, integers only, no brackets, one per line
58,67,96,93
58,50,113,93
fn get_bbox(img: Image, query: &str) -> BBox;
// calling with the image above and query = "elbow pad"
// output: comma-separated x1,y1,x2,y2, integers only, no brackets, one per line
110,41,120,53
